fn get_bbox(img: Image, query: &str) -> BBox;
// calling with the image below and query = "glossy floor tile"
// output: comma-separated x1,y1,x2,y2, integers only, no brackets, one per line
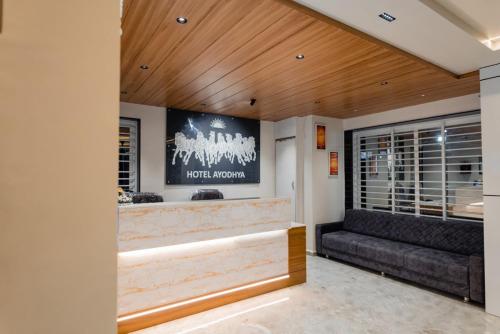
134,256,500,334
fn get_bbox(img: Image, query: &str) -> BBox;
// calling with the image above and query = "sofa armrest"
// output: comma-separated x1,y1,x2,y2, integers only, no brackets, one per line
315,221,344,256
469,254,485,304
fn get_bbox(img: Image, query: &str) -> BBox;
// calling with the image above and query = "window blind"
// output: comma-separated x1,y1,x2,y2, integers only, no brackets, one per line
353,113,483,221
119,118,139,192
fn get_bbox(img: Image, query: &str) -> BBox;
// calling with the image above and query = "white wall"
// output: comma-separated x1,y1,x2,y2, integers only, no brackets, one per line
480,64,500,317
343,94,480,130
275,117,299,140
275,117,306,225
120,103,275,201
304,115,345,252
0,0,119,333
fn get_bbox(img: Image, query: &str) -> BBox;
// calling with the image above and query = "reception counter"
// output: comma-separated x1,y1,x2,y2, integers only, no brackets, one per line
116,198,306,333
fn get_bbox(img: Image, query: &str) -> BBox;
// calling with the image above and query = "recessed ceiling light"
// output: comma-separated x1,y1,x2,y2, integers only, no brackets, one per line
379,12,396,22
296,54,305,60
421,94,426,97
140,64,149,70
176,17,188,24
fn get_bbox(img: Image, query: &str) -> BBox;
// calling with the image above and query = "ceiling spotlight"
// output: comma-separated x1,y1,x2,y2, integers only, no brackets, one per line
421,94,426,97
380,81,389,86
176,17,188,24
139,64,149,70
379,12,396,22
250,98,257,106
296,54,305,60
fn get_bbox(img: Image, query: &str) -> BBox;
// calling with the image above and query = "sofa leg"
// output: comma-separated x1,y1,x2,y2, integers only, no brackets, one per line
380,271,385,277
463,297,470,303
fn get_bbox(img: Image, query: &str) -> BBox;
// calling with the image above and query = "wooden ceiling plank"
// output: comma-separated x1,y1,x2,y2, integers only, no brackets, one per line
331,79,478,118
178,22,336,111
159,1,299,106
121,0,134,23
121,0,176,75
310,72,478,119
273,0,461,79
120,0,480,121
196,34,385,112
273,71,452,117
121,0,225,96
255,69,476,120
135,0,268,106
254,64,426,116
207,50,413,115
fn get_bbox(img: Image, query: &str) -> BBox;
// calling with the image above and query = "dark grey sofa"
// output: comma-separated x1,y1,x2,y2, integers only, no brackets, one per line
316,209,484,303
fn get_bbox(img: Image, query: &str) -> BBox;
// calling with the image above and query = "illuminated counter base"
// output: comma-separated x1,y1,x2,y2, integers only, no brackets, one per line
117,199,306,334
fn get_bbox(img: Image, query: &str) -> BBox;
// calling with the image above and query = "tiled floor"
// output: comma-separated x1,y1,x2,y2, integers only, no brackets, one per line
134,256,500,334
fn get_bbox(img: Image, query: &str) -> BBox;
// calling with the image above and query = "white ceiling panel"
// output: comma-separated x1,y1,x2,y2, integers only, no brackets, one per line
295,0,500,74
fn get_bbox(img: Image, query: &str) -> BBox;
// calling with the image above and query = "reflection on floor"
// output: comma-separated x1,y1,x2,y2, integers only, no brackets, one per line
134,256,500,334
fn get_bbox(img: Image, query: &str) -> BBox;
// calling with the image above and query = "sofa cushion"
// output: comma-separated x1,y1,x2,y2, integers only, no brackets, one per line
323,231,421,268
355,237,421,268
322,231,372,255
343,210,483,256
404,248,469,285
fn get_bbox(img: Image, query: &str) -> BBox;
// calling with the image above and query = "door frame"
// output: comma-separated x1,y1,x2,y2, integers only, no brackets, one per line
275,136,297,221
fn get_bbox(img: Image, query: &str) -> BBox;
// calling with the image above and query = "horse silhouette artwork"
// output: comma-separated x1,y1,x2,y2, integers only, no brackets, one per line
172,129,257,167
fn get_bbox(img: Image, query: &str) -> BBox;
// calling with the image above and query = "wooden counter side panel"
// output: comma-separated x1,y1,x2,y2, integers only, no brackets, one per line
288,225,306,280
119,198,291,252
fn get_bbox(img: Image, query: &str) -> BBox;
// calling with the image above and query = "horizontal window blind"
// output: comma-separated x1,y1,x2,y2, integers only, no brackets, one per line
445,122,482,220
353,113,483,222
119,118,139,192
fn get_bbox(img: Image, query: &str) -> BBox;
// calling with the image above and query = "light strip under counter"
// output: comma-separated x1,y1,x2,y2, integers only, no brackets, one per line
118,229,289,258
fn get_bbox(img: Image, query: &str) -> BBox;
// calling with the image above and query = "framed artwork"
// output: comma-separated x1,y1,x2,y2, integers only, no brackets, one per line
316,124,326,150
166,108,260,185
329,151,338,176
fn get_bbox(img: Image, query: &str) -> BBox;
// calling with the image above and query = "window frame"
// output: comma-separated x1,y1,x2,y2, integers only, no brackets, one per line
352,111,483,222
119,117,141,192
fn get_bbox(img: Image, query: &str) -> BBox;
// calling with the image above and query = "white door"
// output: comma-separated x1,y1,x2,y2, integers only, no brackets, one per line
276,137,296,221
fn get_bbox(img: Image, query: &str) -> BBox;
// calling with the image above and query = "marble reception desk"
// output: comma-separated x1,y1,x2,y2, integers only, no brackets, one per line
117,198,306,333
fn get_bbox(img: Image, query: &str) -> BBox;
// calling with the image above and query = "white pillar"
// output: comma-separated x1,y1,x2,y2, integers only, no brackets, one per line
480,63,500,317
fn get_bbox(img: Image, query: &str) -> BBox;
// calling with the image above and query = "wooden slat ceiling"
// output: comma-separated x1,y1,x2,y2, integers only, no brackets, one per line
120,0,479,121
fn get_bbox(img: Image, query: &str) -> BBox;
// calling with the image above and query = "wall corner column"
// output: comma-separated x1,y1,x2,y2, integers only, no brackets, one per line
480,63,500,317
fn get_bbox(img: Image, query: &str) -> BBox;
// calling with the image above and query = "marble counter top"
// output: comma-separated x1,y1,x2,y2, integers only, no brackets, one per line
118,197,292,252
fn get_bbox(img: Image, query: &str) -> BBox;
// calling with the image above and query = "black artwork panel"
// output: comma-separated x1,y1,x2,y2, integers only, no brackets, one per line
166,108,260,185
